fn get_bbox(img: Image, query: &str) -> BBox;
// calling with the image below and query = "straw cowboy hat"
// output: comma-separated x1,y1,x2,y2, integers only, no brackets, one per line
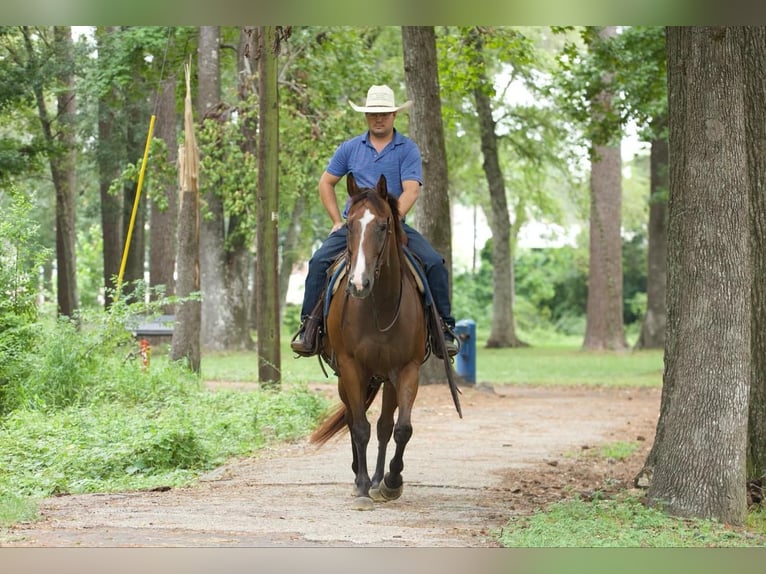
349,84,413,113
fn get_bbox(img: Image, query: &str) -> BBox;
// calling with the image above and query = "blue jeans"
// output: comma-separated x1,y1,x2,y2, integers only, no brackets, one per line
300,223,455,329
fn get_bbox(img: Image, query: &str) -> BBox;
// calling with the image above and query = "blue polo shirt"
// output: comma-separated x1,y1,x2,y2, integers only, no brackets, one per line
326,129,423,218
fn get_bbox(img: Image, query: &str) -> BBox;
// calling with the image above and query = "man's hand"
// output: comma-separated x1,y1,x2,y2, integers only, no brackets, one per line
330,221,344,235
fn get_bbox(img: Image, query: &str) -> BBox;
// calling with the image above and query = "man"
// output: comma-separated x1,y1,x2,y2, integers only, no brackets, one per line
291,84,457,359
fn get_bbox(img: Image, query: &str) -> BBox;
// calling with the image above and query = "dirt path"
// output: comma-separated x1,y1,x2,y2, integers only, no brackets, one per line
2,382,660,547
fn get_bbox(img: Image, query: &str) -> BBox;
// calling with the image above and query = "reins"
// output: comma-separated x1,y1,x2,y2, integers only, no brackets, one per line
343,204,406,334
370,215,404,332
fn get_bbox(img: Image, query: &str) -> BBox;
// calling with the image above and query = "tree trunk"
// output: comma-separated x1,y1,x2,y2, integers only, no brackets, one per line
402,26,452,385
645,26,750,525
256,26,281,388
150,74,178,311
49,27,79,317
468,28,525,349
635,127,668,350
171,65,202,373
121,60,148,299
583,26,627,351
197,26,230,350
96,27,124,309
744,26,766,491
22,26,78,316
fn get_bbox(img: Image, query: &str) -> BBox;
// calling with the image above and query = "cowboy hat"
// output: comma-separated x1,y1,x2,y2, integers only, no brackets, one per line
348,84,412,113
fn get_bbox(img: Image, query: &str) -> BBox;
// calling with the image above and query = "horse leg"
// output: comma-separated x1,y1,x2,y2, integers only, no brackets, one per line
370,382,397,501
379,363,420,501
340,370,375,511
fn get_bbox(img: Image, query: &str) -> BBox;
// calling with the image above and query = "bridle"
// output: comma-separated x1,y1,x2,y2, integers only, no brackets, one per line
344,207,404,333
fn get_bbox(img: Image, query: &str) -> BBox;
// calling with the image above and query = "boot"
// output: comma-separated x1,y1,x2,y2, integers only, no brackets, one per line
290,315,322,357
434,319,459,359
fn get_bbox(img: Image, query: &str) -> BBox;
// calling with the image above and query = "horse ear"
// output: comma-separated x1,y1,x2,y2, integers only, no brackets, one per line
376,175,388,199
347,173,359,197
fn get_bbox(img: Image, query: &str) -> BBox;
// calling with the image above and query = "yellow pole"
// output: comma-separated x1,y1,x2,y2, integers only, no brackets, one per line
115,114,156,301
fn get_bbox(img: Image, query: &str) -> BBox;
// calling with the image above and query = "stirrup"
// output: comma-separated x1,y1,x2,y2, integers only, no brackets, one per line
290,318,320,357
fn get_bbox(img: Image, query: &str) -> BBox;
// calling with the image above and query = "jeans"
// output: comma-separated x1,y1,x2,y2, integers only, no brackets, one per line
300,223,455,329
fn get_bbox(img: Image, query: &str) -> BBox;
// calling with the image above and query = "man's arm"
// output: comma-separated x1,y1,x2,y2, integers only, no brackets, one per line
318,170,344,233
397,179,420,219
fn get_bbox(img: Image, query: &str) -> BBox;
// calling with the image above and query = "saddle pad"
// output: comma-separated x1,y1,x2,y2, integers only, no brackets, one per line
328,254,424,296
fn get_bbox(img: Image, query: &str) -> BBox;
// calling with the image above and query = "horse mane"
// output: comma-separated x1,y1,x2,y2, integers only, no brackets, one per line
348,188,405,246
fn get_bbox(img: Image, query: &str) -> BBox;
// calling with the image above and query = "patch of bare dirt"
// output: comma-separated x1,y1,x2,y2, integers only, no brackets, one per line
2,382,659,547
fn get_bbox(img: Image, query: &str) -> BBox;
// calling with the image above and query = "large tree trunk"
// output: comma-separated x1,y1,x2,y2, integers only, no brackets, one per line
51,26,79,318
198,26,251,351
197,26,230,350
635,128,668,350
402,26,452,385
645,26,750,525
256,26,282,387
583,26,627,351
468,28,525,349
96,27,124,309
150,74,178,312
744,26,766,492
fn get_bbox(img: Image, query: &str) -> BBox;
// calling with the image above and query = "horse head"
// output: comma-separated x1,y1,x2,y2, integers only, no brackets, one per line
345,174,395,299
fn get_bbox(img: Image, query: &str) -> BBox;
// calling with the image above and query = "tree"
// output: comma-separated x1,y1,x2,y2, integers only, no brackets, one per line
197,26,254,351
644,26,750,525
635,126,668,349
613,27,669,350
439,27,575,346
171,62,202,373
744,26,766,497
463,27,526,348
14,26,79,317
256,26,283,388
149,74,178,311
197,26,231,350
582,26,627,351
401,26,452,384
94,27,124,308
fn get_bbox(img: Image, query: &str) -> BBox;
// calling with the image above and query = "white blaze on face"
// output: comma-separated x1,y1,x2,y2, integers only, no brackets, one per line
350,208,375,291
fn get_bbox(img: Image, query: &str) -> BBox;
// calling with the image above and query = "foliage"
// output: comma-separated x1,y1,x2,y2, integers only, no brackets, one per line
551,26,667,147
498,494,766,547
437,26,586,234
0,291,328,520
0,382,327,499
0,187,49,320
0,281,187,414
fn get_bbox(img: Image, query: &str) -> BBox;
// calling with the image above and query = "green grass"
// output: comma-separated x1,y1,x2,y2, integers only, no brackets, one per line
498,495,766,547
200,334,665,389
0,382,327,502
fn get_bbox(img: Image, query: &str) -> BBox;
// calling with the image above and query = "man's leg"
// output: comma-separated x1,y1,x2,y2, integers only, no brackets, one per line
403,225,458,358
291,227,347,356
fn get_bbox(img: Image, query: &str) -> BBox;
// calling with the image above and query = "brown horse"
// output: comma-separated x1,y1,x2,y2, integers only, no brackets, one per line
310,174,458,511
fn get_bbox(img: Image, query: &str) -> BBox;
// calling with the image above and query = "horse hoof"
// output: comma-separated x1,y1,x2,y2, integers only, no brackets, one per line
352,496,375,511
369,487,385,502
377,480,403,501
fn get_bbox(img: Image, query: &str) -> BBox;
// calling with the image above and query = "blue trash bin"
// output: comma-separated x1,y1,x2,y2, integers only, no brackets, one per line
454,319,476,384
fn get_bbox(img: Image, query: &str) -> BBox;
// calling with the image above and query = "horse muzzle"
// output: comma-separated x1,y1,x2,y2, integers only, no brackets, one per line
346,274,372,299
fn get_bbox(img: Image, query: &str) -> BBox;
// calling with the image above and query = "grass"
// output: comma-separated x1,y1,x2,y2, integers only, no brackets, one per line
199,331,665,389
498,495,766,547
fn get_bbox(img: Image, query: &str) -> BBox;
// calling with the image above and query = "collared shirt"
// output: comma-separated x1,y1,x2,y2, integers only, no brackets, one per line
326,129,423,218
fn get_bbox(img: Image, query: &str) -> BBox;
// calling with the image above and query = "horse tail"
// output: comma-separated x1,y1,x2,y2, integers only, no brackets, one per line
309,378,383,446
309,402,346,446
